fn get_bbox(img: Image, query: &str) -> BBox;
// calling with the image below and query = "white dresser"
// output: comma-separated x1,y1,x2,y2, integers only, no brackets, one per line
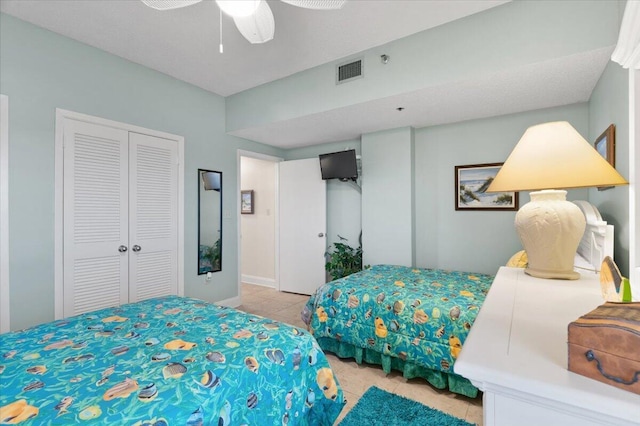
455,267,640,426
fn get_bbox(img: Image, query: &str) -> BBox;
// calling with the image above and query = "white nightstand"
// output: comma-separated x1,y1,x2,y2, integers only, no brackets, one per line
455,267,640,426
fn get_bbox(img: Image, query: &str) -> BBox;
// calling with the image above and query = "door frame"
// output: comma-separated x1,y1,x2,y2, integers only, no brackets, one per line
54,109,185,319
236,150,282,299
631,68,639,299
0,94,9,332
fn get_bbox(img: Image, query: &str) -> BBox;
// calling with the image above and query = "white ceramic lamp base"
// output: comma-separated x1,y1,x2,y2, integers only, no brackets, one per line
515,190,586,280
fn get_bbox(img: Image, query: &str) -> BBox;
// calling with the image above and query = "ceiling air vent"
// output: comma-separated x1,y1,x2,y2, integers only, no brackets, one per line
336,58,363,84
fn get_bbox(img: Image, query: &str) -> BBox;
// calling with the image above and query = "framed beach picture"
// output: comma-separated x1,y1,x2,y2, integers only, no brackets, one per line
241,190,254,214
455,163,518,211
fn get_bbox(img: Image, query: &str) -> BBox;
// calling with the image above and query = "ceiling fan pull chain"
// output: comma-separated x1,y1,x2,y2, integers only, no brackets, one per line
219,9,224,54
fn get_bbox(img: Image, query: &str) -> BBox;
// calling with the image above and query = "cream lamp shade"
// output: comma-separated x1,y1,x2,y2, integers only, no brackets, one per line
488,121,628,280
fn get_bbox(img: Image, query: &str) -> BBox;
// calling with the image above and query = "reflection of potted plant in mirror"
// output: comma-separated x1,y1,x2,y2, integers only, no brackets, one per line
200,239,221,272
325,235,365,280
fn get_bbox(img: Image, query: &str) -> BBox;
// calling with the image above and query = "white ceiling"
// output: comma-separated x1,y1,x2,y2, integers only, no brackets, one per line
0,0,613,148
0,0,509,97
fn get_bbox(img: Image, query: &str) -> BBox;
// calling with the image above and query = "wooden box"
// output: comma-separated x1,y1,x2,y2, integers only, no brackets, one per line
568,302,640,395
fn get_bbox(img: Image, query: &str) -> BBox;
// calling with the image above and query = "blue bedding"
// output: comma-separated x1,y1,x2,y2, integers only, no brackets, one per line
0,296,344,425
302,265,493,397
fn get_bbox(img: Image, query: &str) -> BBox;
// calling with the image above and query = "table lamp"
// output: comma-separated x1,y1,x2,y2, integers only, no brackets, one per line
488,121,628,280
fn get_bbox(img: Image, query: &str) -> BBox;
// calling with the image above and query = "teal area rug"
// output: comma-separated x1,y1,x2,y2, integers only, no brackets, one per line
339,386,475,426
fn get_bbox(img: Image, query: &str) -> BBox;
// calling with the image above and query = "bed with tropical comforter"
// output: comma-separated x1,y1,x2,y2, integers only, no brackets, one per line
0,296,344,425
302,264,493,398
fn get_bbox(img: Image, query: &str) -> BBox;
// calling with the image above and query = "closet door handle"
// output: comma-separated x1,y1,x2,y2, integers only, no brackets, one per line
118,245,128,253
132,245,141,252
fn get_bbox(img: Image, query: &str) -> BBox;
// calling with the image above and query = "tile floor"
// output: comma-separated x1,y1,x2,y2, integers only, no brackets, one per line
236,283,483,425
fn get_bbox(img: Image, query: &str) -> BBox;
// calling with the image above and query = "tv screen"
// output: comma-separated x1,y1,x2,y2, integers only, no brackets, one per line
201,171,221,191
319,149,358,181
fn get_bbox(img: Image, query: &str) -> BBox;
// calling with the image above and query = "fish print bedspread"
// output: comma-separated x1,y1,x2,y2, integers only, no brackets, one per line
0,296,344,425
303,265,493,379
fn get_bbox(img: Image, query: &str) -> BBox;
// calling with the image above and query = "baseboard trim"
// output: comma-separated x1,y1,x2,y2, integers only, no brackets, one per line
241,274,275,288
216,295,241,308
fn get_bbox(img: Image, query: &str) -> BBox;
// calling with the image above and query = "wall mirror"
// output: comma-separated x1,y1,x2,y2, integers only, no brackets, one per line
198,169,222,274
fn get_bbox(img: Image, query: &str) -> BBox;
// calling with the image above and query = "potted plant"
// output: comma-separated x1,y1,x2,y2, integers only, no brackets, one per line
325,235,365,280
200,238,221,273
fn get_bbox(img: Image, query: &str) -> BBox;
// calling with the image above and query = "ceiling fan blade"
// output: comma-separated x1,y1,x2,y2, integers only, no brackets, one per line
140,0,203,11
216,0,261,17
233,0,275,44
280,0,345,10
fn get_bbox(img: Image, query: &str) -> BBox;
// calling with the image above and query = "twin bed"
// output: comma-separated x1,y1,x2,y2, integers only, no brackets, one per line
0,296,344,425
0,265,493,425
302,264,494,398
299,200,611,400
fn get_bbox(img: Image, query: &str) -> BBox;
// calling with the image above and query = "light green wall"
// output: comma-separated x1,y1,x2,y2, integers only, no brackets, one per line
281,89,631,279
286,104,601,278
0,13,283,330
588,61,630,276
226,0,619,134
284,139,360,162
415,104,590,275
362,127,415,267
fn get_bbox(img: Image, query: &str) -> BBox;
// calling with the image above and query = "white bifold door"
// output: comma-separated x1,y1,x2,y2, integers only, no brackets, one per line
63,120,178,317
279,158,326,295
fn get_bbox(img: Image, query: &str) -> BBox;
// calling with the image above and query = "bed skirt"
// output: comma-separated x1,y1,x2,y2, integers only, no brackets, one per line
316,337,478,398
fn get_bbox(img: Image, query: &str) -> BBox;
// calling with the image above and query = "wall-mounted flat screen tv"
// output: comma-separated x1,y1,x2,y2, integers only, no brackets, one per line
319,149,358,181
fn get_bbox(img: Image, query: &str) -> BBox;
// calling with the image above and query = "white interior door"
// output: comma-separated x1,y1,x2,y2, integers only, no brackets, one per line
63,120,129,316
56,110,184,319
279,158,326,295
129,132,179,302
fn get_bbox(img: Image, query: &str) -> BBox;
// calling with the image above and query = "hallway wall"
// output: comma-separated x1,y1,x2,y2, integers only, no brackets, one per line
240,157,277,286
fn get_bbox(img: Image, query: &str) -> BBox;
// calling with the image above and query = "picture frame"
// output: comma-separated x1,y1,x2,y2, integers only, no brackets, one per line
241,190,254,214
594,124,615,191
455,163,518,211
594,124,615,166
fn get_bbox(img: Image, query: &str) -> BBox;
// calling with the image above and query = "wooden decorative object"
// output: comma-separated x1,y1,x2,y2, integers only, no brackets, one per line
568,303,640,395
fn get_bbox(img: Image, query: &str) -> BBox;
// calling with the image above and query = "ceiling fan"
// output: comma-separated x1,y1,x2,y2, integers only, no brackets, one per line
140,0,346,45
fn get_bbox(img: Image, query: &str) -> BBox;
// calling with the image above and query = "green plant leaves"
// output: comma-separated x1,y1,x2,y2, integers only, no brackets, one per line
325,237,363,279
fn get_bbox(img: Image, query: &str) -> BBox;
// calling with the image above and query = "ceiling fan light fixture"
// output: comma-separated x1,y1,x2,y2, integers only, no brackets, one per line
140,0,203,11
142,0,344,47
281,0,346,10
233,0,275,44
216,0,261,17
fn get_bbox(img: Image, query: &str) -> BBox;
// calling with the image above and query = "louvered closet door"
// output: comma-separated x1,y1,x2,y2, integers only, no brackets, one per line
128,133,178,302
63,120,129,317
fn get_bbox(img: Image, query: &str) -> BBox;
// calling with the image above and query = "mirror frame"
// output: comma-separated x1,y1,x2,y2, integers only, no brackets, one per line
198,169,222,275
